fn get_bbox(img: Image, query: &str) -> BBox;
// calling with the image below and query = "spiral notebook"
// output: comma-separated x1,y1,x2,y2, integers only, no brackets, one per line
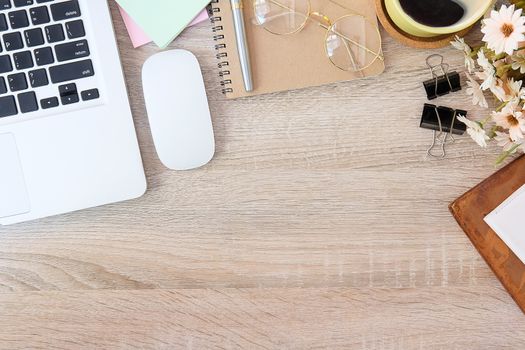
210,0,385,98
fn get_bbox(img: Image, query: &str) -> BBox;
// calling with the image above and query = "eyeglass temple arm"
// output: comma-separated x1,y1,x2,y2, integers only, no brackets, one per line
328,0,358,14
266,0,357,16
319,23,383,60
265,0,384,60
266,0,296,12
254,12,307,25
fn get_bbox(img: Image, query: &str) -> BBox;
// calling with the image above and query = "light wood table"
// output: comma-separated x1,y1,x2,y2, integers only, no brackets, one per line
1,2,524,349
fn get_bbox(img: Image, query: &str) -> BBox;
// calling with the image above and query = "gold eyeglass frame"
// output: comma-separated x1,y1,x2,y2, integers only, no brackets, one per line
252,0,384,72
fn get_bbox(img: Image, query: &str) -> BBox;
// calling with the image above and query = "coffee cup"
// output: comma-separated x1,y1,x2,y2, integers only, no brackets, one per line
385,0,493,37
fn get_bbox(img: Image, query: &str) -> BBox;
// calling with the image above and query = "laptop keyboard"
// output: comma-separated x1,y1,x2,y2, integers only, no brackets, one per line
0,0,100,119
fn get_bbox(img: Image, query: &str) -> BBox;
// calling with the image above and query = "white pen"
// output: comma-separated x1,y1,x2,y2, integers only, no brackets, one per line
230,0,254,92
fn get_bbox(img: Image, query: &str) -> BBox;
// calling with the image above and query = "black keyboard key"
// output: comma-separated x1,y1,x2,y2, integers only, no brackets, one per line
3,31,23,51
0,95,17,117
14,0,32,7
34,46,52,65
0,0,11,11
59,82,75,93
17,90,37,112
28,68,46,87
55,39,88,62
0,77,6,94
29,5,48,25
0,13,7,31
49,59,93,83
0,54,12,73
45,23,63,42
13,50,32,69
65,19,83,39
36,0,53,3
81,88,98,101
24,27,43,47
59,82,78,104
7,72,26,91
40,96,57,109
60,92,78,104
8,9,28,29
51,0,79,21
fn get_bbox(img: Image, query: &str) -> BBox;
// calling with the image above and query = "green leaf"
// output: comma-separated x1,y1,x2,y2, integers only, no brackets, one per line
495,144,521,166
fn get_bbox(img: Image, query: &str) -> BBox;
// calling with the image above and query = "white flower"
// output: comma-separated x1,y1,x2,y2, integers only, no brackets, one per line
465,74,488,108
476,70,497,91
490,79,508,101
506,78,525,102
511,52,525,73
481,4,525,55
477,50,492,70
492,104,525,141
476,51,497,91
457,115,490,148
451,35,475,73
485,78,523,103
495,131,520,153
464,56,476,75
451,35,470,52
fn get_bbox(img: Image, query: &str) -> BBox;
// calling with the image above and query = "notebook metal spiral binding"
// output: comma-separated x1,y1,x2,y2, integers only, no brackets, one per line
209,0,233,94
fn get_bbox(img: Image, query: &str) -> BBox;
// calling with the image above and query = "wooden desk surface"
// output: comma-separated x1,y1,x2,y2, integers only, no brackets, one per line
1,2,524,349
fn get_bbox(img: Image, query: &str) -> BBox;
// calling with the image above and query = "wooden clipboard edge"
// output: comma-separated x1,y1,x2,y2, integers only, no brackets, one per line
449,155,525,314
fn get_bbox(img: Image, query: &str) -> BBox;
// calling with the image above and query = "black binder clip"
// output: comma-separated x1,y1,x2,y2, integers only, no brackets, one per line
423,54,461,100
420,104,466,158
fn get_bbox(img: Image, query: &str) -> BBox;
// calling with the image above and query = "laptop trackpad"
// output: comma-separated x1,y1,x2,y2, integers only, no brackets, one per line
0,133,30,219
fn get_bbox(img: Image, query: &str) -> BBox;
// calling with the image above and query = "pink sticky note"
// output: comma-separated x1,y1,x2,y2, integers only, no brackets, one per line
191,10,210,27
118,6,209,48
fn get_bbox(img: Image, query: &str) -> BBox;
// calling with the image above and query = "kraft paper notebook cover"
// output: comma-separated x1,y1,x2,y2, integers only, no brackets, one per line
210,0,385,98
449,155,525,313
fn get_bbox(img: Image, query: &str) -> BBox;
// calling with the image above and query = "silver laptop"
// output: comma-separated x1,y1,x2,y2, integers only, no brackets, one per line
0,0,146,225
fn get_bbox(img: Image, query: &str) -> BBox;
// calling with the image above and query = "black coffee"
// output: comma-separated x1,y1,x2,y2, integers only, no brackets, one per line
399,0,465,27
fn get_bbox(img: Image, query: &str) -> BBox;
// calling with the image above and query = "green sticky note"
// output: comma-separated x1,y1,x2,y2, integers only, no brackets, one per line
115,0,210,48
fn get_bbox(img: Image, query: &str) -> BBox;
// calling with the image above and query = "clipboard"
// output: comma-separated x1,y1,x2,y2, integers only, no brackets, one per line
450,155,525,313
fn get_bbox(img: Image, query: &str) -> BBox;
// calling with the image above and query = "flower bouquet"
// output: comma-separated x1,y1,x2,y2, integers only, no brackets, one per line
452,2,525,164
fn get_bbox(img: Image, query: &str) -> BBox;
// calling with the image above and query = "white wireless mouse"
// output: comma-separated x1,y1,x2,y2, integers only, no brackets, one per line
142,50,215,170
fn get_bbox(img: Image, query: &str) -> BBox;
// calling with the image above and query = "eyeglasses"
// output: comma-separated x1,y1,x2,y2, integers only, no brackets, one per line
253,0,384,72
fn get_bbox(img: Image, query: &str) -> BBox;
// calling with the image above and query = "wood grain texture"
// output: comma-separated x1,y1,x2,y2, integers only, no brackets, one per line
0,1,524,349
1,287,524,350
